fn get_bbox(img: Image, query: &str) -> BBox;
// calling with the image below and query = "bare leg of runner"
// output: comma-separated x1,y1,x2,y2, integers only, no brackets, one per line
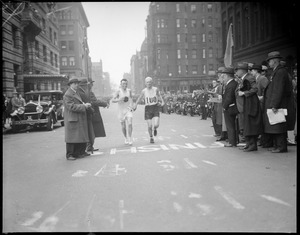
121,121,128,144
127,117,133,145
146,119,154,143
153,116,160,136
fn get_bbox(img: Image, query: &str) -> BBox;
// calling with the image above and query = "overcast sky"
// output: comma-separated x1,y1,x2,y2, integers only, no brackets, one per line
82,2,150,85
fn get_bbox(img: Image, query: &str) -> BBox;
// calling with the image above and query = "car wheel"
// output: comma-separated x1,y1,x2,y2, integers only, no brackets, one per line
47,114,54,131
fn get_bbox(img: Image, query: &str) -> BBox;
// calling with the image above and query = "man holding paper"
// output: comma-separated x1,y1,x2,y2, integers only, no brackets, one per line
263,51,295,153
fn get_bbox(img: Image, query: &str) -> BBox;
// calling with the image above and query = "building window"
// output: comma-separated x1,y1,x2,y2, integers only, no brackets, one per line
166,52,169,60
61,57,67,66
192,34,197,43
50,51,53,66
69,56,75,66
157,49,161,60
177,34,180,43
12,25,18,49
207,3,212,13
208,32,213,42
55,54,58,67
157,19,160,28
177,49,181,59
157,34,160,43
49,27,52,42
203,65,206,74
191,4,196,13
60,25,66,35
191,19,197,28
184,19,188,28
209,64,214,71
68,41,74,51
66,10,72,19
208,17,212,27
185,49,188,59
68,25,74,35
192,49,197,59
176,3,180,12
42,18,46,31
176,19,180,28
35,40,39,58
161,19,165,28
192,65,198,74
202,18,205,27
185,34,188,43
203,49,206,58
185,65,188,74
156,3,160,11
54,32,57,45
61,41,67,50
202,34,205,42
43,45,47,62
178,65,181,74
209,47,213,58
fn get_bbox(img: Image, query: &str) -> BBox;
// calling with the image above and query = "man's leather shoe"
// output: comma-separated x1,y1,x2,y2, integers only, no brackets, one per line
272,149,287,153
243,147,257,152
239,145,249,150
67,156,76,160
77,152,91,158
224,143,236,147
216,137,226,141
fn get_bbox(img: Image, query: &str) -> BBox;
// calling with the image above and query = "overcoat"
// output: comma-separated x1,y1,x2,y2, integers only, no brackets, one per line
77,86,95,142
90,91,107,137
240,73,263,136
215,84,223,125
263,65,296,133
63,87,89,143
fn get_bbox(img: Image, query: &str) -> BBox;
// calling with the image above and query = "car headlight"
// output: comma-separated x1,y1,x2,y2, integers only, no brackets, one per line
36,105,43,113
17,107,25,114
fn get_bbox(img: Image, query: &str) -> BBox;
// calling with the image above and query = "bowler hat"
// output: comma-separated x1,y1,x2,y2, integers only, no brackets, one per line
221,67,235,75
266,51,282,61
68,77,79,85
250,64,262,71
216,66,225,74
235,62,249,71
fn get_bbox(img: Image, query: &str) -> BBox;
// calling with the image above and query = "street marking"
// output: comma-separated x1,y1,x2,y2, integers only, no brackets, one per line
72,170,88,177
90,151,104,156
171,129,177,132
202,160,217,166
157,160,171,163
173,202,183,212
119,200,134,230
21,211,44,226
188,192,202,198
180,135,188,139
260,195,291,207
184,158,198,168
193,142,207,148
171,191,177,196
94,164,107,176
210,142,224,148
214,186,245,210
160,164,176,171
202,134,214,137
85,194,96,232
169,143,197,150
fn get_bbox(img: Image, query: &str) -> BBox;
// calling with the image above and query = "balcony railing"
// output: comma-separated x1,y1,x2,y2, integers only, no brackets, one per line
21,6,42,39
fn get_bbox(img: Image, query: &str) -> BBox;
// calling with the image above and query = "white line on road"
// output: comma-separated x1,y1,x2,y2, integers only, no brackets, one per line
193,142,207,148
21,211,44,226
173,202,183,212
214,186,245,210
212,142,224,147
171,129,177,132
260,195,291,207
188,192,202,198
180,135,188,139
94,164,107,176
202,160,217,166
184,158,198,168
85,194,96,232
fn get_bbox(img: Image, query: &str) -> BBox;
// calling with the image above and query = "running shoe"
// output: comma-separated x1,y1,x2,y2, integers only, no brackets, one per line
150,137,154,143
124,138,129,145
128,137,133,145
154,129,157,136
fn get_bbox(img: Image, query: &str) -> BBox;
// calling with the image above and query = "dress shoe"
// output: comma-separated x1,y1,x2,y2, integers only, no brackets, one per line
243,147,257,152
224,143,236,147
239,145,249,150
67,156,76,160
216,137,226,141
77,152,90,158
271,149,287,153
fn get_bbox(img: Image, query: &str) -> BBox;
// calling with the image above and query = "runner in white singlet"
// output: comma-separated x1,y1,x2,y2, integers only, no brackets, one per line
112,79,134,145
133,77,165,143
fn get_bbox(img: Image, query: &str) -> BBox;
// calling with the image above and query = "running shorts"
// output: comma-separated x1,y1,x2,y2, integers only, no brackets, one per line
144,104,160,120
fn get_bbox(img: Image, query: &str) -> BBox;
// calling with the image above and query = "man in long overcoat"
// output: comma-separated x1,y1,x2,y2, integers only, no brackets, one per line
86,80,108,152
77,78,96,153
236,62,263,151
263,51,295,153
63,77,91,160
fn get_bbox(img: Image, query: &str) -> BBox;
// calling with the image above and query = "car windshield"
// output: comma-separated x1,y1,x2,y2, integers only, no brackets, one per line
25,94,58,102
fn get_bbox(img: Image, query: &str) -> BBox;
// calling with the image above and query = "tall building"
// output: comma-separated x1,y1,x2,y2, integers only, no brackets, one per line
91,60,104,97
56,2,91,80
2,2,63,96
146,2,222,93
221,2,297,71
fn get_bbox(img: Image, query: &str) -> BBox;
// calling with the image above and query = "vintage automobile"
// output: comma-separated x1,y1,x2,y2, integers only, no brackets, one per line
10,90,64,132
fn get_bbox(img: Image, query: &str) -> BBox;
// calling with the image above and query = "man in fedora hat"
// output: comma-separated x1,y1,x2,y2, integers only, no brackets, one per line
235,61,262,151
221,67,239,147
63,76,92,160
250,64,272,148
263,51,295,153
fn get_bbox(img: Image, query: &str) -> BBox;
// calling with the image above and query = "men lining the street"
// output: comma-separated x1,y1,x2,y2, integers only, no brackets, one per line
134,76,165,144
112,78,134,145
63,76,91,160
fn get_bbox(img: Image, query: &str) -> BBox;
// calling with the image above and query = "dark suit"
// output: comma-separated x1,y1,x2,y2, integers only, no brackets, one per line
223,79,239,146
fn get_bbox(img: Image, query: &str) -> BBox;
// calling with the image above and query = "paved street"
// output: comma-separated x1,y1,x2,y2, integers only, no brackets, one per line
3,103,297,232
